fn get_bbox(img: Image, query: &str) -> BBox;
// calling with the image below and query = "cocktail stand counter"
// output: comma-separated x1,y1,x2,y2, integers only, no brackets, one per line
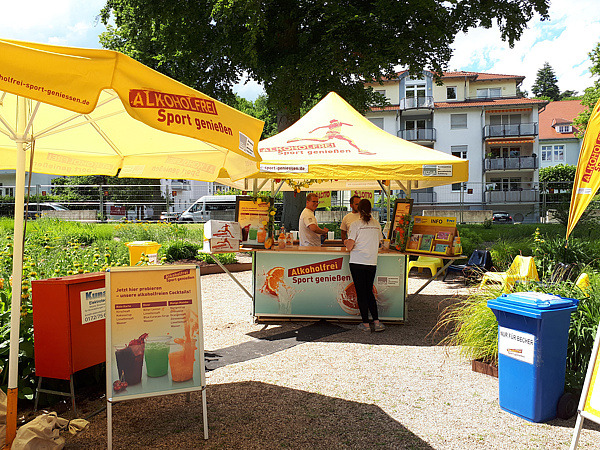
250,245,407,322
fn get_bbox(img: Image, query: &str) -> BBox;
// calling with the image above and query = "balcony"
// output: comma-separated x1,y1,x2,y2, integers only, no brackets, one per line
483,123,538,139
484,156,538,171
484,189,539,203
398,128,436,142
170,181,191,190
399,96,434,110
395,190,436,204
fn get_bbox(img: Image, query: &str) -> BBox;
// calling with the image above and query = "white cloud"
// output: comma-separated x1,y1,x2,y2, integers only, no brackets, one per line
449,0,600,95
1,0,106,49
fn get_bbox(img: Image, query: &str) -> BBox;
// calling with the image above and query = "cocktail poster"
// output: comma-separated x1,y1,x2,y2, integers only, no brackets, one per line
105,265,204,402
235,195,273,248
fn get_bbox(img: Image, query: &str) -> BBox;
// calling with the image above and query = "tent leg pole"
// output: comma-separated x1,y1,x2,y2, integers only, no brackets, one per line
387,181,391,223
6,97,27,448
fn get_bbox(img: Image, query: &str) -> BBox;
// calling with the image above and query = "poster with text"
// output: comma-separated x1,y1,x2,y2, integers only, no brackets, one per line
350,190,374,203
235,196,272,247
106,265,203,402
315,191,331,208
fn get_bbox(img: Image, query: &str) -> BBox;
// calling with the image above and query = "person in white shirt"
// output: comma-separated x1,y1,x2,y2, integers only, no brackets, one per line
345,198,385,332
340,195,361,243
298,193,329,247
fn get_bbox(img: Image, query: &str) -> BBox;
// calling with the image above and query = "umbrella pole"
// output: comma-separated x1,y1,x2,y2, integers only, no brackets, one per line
6,97,27,447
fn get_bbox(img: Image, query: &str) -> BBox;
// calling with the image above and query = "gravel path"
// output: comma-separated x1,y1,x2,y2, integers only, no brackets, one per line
62,268,600,449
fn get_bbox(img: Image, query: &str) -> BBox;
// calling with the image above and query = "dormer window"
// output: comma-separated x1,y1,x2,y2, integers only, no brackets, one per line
446,86,457,100
556,125,572,133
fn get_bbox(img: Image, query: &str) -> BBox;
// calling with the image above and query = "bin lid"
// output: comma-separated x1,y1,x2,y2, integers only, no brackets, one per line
494,292,577,310
126,241,160,247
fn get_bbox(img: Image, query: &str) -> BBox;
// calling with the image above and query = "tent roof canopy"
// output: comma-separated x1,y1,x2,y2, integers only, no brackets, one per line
221,92,468,191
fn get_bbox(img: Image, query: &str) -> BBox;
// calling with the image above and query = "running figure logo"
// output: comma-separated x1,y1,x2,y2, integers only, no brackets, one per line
287,119,374,155
213,223,235,238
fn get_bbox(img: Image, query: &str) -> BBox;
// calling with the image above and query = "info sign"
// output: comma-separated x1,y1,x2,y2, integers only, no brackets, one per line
105,265,204,403
570,320,600,449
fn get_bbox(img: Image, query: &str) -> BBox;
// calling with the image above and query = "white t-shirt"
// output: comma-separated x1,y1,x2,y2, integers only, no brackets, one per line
299,207,321,246
347,217,383,265
340,211,360,233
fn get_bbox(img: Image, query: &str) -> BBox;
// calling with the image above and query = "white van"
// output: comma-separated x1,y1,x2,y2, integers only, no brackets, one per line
178,195,237,223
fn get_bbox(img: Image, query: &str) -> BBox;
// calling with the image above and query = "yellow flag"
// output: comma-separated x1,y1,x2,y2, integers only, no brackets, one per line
566,98,600,239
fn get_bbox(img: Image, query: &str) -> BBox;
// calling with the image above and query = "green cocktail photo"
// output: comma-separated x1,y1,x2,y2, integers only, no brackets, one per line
248,227,258,240
144,336,172,377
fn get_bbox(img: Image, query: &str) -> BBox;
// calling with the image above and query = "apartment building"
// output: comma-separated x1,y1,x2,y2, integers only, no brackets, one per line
538,100,585,168
365,70,548,222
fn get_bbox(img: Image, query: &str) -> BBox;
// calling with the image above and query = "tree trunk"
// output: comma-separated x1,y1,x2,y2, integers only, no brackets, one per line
277,92,305,229
283,191,306,232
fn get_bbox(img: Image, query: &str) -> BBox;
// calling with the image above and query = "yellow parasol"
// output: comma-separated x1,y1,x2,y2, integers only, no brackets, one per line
0,38,264,445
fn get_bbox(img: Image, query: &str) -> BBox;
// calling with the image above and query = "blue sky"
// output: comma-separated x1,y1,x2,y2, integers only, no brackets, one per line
2,0,599,100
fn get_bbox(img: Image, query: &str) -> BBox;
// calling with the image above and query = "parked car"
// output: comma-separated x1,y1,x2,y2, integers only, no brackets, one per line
25,202,69,219
492,211,513,224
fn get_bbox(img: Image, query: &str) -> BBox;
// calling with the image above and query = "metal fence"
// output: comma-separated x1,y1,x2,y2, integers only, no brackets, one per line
0,181,578,223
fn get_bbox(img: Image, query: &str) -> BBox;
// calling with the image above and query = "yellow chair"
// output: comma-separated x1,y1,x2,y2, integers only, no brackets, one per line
479,255,539,292
407,256,444,277
576,273,590,296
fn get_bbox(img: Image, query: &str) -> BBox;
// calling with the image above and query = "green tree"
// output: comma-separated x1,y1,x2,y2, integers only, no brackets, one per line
532,62,561,101
229,94,278,139
559,90,579,100
539,164,598,227
573,43,600,135
100,0,549,130
100,0,549,226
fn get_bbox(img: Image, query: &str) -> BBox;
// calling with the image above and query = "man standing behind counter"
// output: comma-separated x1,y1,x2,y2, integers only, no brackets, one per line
299,193,329,246
340,195,361,243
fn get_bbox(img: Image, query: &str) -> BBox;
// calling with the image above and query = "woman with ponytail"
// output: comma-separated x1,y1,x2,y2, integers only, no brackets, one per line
344,199,385,332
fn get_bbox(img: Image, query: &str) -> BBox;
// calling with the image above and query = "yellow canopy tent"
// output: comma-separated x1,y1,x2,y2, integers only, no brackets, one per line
217,92,468,226
0,38,264,445
218,92,468,195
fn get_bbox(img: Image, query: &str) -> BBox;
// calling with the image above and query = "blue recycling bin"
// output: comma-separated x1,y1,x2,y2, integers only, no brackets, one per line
487,292,578,422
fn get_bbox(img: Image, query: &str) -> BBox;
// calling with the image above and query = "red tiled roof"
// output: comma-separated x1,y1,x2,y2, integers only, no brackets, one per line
435,98,548,108
538,100,586,140
367,69,525,83
369,97,547,112
440,72,525,82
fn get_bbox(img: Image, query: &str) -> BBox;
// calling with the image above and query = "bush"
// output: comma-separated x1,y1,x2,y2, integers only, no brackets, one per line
533,232,593,278
436,285,503,364
490,239,534,270
196,252,238,265
164,241,200,262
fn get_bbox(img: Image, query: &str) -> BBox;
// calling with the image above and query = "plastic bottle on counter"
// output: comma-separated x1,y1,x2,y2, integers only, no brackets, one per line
278,226,286,249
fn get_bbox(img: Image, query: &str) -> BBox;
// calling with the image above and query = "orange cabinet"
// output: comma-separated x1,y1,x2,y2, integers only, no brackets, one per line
32,272,105,380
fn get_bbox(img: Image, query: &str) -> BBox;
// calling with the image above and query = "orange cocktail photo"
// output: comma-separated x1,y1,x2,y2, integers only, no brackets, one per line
169,307,199,382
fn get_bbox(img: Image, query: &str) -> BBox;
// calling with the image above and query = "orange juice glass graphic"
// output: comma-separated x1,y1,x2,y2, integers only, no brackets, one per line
169,342,195,382
169,308,199,382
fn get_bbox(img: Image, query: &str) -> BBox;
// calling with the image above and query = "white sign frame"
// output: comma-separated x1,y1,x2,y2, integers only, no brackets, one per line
105,265,207,448
570,319,600,449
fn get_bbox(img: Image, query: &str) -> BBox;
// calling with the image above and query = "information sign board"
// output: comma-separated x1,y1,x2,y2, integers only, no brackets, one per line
570,320,600,449
235,196,272,247
105,265,207,445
